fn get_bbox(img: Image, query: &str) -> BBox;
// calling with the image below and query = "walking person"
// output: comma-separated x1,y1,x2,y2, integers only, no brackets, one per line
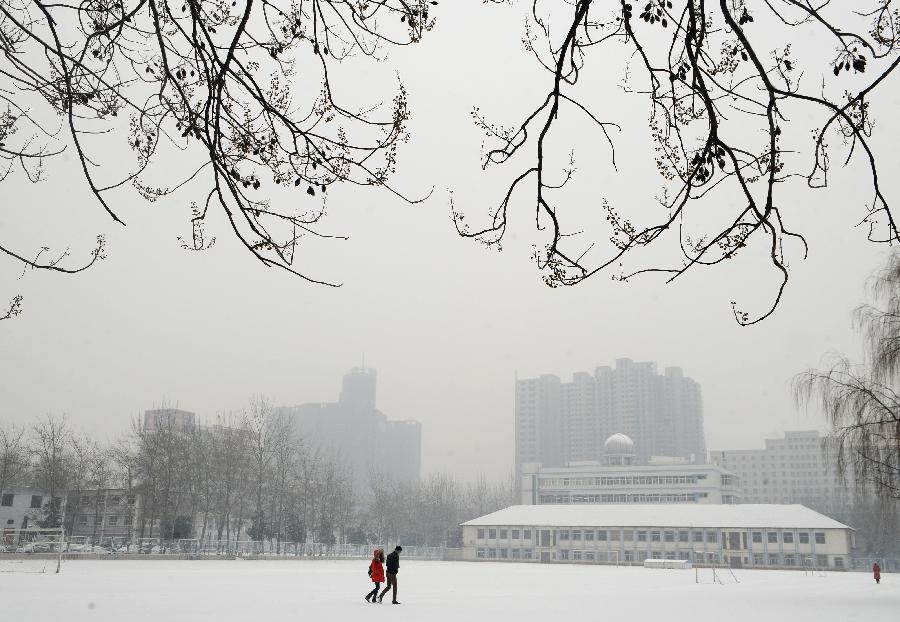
873,561,881,585
365,548,385,603
379,545,402,604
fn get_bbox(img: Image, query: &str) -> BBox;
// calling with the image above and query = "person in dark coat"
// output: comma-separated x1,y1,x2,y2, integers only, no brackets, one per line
366,548,385,603
378,545,402,604
873,561,881,585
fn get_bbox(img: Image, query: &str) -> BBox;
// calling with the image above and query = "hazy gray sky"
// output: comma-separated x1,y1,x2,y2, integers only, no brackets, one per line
1,1,896,480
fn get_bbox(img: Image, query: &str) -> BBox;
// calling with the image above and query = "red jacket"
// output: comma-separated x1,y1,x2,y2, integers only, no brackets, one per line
370,558,385,583
873,564,881,579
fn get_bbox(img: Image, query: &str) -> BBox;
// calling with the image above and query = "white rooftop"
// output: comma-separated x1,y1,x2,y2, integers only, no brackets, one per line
461,504,850,530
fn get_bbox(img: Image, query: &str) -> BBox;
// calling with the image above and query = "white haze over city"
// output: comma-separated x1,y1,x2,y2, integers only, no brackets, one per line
0,0,897,483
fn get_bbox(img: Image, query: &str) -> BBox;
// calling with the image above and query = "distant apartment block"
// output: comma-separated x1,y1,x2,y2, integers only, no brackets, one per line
516,359,706,476
710,430,852,517
276,367,422,491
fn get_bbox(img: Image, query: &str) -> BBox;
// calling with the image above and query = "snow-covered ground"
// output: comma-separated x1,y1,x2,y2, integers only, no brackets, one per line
1,559,897,621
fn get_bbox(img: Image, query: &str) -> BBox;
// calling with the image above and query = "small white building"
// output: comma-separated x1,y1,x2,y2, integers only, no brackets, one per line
522,434,741,505
461,504,853,570
0,487,55,532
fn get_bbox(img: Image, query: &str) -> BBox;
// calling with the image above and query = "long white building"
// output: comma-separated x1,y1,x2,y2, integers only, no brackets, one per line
522,434,740,505
460,504,853,570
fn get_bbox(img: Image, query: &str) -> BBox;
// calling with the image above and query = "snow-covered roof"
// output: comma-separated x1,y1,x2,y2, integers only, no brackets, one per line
461,504,850,530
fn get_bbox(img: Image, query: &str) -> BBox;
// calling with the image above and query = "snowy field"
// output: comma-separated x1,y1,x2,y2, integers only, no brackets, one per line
1,559,897,621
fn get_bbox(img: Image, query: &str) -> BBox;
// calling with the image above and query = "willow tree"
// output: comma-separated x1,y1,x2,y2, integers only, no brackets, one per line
796,250,900,501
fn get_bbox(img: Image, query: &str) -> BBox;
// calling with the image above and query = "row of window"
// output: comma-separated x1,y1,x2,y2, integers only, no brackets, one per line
477,548,842,568
539,494,702,504
476,528,826,545
79,495,135,506
76,515,134,527
539,475,707,487
1,494,43,509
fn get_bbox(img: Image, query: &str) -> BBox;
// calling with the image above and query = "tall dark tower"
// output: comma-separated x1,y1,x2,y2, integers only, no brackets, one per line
339,367,377,412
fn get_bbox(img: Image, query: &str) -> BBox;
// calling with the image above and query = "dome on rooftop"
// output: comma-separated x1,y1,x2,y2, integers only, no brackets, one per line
604,433,635,457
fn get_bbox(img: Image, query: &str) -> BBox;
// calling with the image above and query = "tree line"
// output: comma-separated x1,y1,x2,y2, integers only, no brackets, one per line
0,397,515,548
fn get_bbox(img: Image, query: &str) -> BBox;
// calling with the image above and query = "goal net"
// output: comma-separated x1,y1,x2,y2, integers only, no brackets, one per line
0,528,66,574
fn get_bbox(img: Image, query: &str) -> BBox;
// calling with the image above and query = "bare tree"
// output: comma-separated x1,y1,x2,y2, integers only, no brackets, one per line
456,1,900,324
0,0,435,308
30,414,71,527
796,250,900,500
0,422,26,498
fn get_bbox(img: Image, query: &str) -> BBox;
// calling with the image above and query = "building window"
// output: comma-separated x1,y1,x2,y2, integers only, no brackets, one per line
559,550,569,560
623,530,634,542
108,516,119,526
767,532,778,544
0,494,12,507
488,529,497,540
487,548,497,559
814,532,825,545
522,549,533,560
573,551,582,561
799,532,810,544
511,548,521,560
624,551,634,562
664,531,675,542
651,551,662,559
523,530,532,540
816,555,828,568
572,529,582,541
559,529,569,541
597,530,608,541
109,495,121,504
692,530,703,543
784,554,796,566
584,530,595,541
30,495,42,509
651,531,661,542
477,529,485,540
499,529,508,539
585,552,594,561
610,530,620,541
499,548,508,559
665,551,676,560
78,515,88,525
783,531,794,544
511,529,520,539
80,495,91,505
752,532,762,544
637,530,647,542
705,531,717,543
753,553,765,565
476,548,485,559
678,531,689,543
834,557,844,568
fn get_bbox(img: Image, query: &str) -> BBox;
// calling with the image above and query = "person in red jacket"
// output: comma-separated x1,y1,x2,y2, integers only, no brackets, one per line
873,562,881,585
365,548,385,603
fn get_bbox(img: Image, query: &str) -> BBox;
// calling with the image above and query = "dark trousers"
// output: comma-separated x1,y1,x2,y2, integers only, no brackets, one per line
379,573,398,601
367,582,380,600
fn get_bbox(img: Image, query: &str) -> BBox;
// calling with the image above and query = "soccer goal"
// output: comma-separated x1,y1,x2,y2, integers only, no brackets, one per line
693,552,739,584
0,528,66,574
602,550,620,566
802,556,826,577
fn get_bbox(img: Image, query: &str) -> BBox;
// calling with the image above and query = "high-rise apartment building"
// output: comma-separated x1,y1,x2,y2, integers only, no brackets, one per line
710,430,852,518
515,359,706,476
277,367,422,492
